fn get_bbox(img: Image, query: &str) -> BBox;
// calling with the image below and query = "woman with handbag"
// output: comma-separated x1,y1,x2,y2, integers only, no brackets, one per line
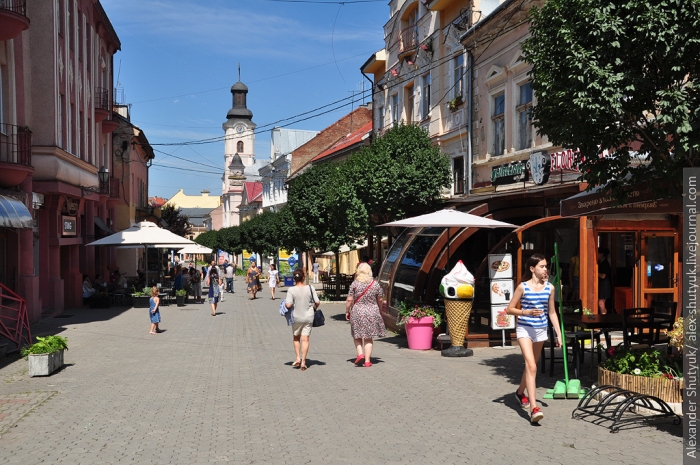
284,269,319,371
345,262,385,367
206,266,223,316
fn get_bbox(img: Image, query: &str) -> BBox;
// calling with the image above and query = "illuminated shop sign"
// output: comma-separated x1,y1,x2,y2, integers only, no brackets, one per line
62,216,77,236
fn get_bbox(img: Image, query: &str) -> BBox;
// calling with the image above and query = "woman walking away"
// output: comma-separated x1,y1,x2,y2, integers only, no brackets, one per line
207,266,222,316
345,263,386,367
246,261,259,300
268,264,279,300
149,286,161,334
284,269,319,371
506,253,562,424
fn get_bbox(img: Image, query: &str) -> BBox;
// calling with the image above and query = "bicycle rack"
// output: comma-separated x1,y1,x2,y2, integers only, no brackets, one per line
572,384,681,433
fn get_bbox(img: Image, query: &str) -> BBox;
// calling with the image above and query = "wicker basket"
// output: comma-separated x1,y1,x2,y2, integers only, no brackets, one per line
598,367,683,403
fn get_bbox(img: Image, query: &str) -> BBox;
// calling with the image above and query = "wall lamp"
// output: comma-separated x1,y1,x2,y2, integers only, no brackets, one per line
80,166,110,197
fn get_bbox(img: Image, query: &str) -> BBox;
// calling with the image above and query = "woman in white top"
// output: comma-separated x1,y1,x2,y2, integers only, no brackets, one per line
284,269,319,371
268,264,279,300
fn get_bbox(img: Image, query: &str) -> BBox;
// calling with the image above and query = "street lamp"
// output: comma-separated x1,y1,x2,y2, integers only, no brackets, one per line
98,165,110,184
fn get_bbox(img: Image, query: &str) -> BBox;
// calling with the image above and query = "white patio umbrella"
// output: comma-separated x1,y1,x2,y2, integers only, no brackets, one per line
87,221,196,284
381,209,517,267
178,244,213,255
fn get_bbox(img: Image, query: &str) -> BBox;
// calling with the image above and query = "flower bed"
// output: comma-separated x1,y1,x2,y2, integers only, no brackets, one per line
598,367,683,403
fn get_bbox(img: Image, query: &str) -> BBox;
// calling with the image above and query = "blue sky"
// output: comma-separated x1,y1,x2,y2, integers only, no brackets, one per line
101,0,387,199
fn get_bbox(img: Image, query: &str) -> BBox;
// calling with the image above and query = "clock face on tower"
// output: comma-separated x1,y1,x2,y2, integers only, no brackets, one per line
236,125,245,134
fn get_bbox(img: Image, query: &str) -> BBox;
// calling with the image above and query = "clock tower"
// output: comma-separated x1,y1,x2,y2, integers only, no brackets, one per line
221,75,256,228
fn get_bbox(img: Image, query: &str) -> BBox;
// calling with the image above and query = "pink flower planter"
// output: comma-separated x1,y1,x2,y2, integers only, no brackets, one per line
405,316,434,350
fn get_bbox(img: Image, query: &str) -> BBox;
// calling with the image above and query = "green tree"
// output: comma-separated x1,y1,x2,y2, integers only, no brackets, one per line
523,0,700,200
218,226,243,256
347,124,451,227
160,205,192,237
238,211,280,259
195,230,220,251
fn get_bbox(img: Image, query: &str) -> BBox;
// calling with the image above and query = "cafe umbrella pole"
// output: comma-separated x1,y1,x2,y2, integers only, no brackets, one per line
544,243,585,399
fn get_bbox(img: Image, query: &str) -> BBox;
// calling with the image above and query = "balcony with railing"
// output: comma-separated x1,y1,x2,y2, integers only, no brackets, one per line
398,25,418,58
0,123,33,188
95,87,111,123
0,0,29,41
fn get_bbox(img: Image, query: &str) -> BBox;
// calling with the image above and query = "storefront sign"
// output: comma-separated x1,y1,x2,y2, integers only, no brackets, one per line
491,162,526,185
550,148,581,172
62,216,77,236
529,151,551,185
560,183,681,217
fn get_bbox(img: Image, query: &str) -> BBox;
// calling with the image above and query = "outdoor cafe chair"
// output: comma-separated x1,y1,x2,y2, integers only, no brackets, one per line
621,307,657,349
540,317,582,378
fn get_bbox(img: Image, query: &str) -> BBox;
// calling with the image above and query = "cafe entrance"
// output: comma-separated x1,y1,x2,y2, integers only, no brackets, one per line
598,230,679,312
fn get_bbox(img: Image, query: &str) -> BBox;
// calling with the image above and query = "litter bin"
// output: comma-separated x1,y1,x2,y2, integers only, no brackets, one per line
283,275,294,287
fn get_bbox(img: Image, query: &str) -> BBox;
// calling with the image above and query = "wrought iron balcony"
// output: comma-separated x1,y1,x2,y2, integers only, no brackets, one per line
0,123,32,166
399,25,418,56
95,87,112,123
0,0,29,41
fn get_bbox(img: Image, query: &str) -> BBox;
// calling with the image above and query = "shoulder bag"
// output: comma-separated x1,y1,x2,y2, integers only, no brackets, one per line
310,285,325,327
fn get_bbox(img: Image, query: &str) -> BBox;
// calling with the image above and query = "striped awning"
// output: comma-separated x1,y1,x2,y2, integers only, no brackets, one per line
0,195,33,229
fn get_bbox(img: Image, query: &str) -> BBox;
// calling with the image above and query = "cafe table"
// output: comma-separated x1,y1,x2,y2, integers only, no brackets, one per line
563,313,623,373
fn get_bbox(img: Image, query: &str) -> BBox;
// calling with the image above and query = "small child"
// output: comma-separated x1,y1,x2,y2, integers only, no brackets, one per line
149,286,161,334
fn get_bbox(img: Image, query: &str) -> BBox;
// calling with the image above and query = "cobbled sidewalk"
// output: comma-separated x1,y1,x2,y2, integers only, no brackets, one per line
0,280,682,464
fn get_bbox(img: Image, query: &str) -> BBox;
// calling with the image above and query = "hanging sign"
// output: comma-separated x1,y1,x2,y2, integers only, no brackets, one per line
491,161,526,186
62,216,77,236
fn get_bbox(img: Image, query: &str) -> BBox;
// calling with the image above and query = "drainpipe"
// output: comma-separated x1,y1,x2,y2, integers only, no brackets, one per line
466,51,473,195
361,72,374,107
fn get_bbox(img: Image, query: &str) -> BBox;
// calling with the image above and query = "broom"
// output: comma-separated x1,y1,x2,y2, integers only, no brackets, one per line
544,243,584,399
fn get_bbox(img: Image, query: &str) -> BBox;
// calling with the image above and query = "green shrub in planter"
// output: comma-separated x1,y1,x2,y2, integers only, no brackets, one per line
21,335,68,358
175,289,187,297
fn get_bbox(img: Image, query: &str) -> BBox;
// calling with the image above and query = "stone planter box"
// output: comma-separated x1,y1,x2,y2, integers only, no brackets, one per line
28,350,64,377
598,367,683,403
131,296,150,308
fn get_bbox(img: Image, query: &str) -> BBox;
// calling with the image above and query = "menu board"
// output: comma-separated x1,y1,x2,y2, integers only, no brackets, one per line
491,304,515,330
490,278,514,304
488,253,513,280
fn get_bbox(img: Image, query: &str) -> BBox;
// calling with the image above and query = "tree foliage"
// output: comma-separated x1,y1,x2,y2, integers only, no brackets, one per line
160,205,192,237
523,0,700,200
238,211,281,258
195,230,221,251
346,124,451,227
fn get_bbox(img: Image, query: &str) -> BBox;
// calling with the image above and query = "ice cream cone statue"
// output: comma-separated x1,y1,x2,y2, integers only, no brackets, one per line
439,260,475,357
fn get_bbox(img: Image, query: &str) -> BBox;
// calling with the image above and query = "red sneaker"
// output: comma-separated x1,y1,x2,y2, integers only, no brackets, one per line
530,407,544,424
515,390,530,408
353,355,365,366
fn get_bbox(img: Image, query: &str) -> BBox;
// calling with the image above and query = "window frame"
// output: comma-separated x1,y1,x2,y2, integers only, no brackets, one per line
453,53,465,99
405,84,414,124
516,81,533,151
421,72,431,120
390,93,399,124
492,92,506,156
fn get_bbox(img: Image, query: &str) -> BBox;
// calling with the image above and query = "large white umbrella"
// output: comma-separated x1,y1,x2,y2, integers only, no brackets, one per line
87,221,196,283
381,209,517,268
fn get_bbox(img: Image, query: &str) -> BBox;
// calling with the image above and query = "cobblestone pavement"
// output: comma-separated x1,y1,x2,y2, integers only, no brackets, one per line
0,281,682,464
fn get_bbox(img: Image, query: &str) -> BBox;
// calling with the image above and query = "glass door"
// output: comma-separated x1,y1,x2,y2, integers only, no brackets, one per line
640,232,678,306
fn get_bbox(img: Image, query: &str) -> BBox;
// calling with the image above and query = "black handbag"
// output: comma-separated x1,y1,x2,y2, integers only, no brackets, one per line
313,309,325,327
310,285,324,327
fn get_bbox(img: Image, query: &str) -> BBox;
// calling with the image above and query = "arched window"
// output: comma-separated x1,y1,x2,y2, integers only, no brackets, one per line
237,141,244,152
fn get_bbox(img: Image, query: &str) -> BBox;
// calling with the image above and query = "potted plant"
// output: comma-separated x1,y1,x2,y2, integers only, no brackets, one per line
448,94,463,112
397,299,443,350
582,307,595,319
176,288,187,307
131,287,150,308
21,335,68,377
598,345,683,403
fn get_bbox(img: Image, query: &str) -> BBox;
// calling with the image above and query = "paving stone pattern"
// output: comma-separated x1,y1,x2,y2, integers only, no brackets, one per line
0,281,682,464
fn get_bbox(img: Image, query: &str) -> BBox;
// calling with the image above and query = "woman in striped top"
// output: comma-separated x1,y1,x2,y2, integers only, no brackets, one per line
506,253,562,424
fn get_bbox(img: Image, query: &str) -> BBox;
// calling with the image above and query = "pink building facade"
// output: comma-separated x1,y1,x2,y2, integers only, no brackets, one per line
1,0,122,320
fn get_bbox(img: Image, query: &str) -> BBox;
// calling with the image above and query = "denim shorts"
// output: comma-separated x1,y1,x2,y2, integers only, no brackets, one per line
516,325,548,343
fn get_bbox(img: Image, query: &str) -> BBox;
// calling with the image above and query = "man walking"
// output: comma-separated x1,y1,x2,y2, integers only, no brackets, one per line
226,262,234,293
